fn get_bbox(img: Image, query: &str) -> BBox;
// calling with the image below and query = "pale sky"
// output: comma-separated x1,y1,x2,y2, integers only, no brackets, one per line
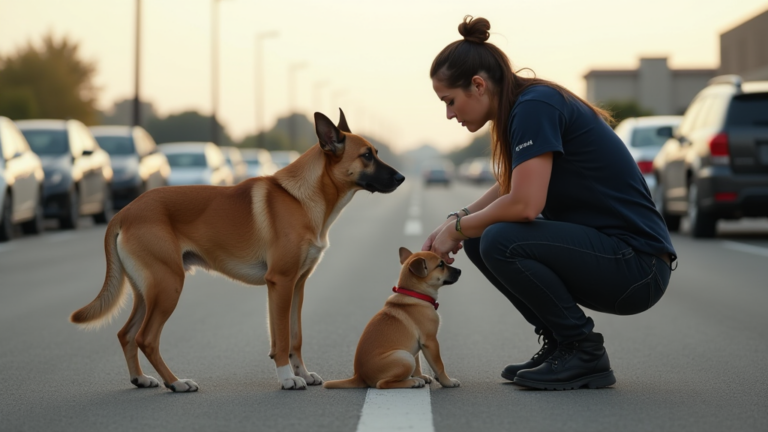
1,0,766,153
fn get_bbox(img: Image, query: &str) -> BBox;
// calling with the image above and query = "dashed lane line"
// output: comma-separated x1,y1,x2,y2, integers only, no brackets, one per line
722,241,768,258
356,386,433,432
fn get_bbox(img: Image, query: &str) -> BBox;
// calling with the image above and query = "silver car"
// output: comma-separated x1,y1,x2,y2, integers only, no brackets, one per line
159,142,234,186
269,150,300,170
221,146,249,183
0,116,45,241
613,116,683,193
241,148,278,178
90,125,171,208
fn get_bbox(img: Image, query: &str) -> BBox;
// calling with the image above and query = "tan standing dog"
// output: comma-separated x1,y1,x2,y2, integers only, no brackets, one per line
70,110,404,392
324,248,461,389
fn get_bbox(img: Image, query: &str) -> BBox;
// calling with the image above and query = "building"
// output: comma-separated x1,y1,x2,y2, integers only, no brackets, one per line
719,8,768,80
584,58,715,116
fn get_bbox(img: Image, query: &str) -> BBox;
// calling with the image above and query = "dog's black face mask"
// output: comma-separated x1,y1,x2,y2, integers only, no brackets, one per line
356,162,405,194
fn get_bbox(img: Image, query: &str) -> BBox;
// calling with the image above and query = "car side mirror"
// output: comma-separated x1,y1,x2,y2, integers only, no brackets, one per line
656,126,673,139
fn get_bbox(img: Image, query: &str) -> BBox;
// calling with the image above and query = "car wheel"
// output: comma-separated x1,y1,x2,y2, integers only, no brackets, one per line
59,188,79,230
21,192,44,235
688,182,717,238
93,185,114,224
0,192,13,242
654,181,681,232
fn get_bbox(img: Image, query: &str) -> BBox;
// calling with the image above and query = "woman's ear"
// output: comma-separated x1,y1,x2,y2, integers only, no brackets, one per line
471,75,487,96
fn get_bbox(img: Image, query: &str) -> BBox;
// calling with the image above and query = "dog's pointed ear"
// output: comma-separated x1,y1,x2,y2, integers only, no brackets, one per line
337,108,351,133
314,112,345,155
408,257,429,278
399,247,412,265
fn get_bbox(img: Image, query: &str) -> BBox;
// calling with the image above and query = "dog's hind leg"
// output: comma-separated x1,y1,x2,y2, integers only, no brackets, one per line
135,268,198,393
375,350,425,389
117,284,159,388
288,270,323,385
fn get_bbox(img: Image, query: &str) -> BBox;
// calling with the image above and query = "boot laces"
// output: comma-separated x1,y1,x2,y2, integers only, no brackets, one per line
531,334,552,360
544,341,579,368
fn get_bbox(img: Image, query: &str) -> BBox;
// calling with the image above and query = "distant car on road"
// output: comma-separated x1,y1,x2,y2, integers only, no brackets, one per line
423,159,454,186
270,150,300,170
241,148,278,178
90,125,170,209
221,146,249,183
159,142,234,186
17,119,113,229
0,116,45,241
464,157,495,184
653,75,768,237
613,116,683,193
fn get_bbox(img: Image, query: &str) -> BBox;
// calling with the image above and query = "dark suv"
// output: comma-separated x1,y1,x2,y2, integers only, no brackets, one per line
652,75,768,238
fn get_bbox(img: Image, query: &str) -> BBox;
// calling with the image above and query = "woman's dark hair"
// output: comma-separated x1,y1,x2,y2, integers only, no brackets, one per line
430,16,613,194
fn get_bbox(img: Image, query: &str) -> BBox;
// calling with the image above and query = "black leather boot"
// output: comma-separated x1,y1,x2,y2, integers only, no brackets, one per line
513,331,616,390
501,330,558,381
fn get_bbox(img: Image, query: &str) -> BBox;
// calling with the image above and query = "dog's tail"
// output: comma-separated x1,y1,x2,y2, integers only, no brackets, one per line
70,217,129,329
323,376,367,389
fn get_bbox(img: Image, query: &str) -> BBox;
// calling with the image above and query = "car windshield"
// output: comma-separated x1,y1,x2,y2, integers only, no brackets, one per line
726,94,768,126
20,130,69,155
95,136,135,155
244,158,261,165
166,153,207,167
630,127,670,148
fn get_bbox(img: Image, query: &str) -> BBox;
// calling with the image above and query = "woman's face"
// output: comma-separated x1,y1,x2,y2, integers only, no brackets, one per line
432,75,495,133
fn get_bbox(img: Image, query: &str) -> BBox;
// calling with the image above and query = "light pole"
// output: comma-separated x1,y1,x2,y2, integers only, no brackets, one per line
313,80,328,115
132,0,141,127
255,31,278,147
210,0,222,145
288,62,307,150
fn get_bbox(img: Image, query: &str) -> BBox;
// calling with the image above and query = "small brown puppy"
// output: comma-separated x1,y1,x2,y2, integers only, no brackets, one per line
324,247,461,389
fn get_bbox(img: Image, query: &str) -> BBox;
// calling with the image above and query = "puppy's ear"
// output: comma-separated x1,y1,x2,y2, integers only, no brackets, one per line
315,112,345,156
399,247,412,265
408,257,428,278
337,108,351,133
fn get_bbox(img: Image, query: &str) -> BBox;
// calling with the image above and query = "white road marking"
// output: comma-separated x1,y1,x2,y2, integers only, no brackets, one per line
722,241,768,258
404,219,423,236
356,386,433,432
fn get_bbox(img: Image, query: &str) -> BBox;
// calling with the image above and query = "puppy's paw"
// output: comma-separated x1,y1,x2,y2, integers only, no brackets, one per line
281,376,307,390
438,377,460,388
165,379,199,392
415,374,433,384
302,372,323,386
131,374,160,388
411,378,426,388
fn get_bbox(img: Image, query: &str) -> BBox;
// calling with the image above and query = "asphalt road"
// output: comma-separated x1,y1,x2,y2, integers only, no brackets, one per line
1,179,767,432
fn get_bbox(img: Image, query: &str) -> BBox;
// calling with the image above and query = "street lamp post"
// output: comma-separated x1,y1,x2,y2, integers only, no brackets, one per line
210,0,221,145
255,31,278,148
313,80,328,115
132,0,141,127
288,62,307,150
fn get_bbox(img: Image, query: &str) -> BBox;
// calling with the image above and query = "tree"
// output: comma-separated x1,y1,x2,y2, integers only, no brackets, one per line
0,34,99,124
100,98,159,126
600,99,654,128
447,130,491,165
145,111,234,146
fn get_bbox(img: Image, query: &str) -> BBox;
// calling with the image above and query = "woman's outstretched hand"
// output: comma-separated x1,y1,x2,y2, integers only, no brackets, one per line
424,223,464,264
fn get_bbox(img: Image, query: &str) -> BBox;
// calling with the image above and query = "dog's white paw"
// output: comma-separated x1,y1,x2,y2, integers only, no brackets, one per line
165,379,199,392
438,377,460,388
411,378,426,388
131,374,159,388
296,370,323,386
281,376,307,390
415,374,433,384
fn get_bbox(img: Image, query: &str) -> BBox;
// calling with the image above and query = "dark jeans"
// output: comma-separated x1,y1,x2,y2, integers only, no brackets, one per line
464,219,671,343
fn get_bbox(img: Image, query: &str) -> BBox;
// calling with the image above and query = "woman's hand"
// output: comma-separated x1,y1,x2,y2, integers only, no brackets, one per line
429,224,465,264
422,220,451,252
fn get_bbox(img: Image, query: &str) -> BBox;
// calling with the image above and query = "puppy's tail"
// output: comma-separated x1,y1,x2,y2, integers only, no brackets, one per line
323,376,367,389
70,218,128,329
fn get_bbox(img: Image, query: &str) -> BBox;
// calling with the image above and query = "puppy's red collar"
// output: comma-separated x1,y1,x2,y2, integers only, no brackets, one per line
392,286,439,310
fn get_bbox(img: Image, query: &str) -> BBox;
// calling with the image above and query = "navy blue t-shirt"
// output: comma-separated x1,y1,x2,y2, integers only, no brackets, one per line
508,85,676,261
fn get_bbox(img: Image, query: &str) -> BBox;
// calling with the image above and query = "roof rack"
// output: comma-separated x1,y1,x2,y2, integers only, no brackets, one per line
708,74,743,91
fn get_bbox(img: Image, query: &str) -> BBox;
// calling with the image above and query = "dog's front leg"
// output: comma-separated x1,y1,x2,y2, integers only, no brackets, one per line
421,338,460,388
267,275,306,390
412,353,433,384
289,272,323,385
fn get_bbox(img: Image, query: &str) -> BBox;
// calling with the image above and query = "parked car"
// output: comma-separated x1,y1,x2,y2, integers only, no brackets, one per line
17,119,113,229
0,116,45,241
653,75,768,237
613,116,683,193
464,157,496,184
159,142,234,186
241,148,278,177
90,125,170,209
270,150,300,169
220,146,249,183
422,159,454,186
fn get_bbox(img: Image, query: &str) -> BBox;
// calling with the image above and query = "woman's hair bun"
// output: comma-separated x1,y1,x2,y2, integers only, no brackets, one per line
458,15,490,43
